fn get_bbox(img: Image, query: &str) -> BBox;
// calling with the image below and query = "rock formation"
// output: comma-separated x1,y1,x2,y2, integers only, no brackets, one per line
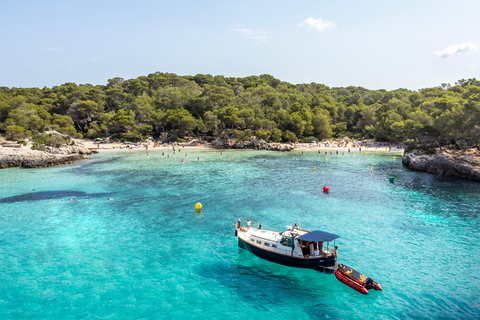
0,145,93,169
402,148,480,181
212,139,294,151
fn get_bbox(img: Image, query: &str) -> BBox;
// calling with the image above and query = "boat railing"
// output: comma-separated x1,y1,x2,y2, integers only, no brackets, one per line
305,250,334,259
242,220,282,233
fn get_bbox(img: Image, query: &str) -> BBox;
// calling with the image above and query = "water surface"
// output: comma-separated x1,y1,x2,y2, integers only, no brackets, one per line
0,149,479,319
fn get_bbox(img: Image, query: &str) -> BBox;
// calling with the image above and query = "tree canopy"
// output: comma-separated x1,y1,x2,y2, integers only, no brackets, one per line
1,73,479,148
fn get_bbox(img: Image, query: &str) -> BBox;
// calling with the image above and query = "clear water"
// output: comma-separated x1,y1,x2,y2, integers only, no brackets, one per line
1,148,479,319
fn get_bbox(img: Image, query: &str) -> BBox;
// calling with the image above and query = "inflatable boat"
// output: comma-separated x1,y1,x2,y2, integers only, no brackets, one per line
335,264,382,294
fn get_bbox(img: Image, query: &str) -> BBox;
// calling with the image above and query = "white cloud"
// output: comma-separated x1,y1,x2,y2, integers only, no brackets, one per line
433,42,479,58
297,17,335,34
234,27,267,42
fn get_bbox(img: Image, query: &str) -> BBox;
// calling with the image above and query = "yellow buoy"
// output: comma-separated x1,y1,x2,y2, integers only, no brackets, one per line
313,167,316,171
326,158,328,162
394,156,396,160
372,163,374,166
353,154,355,157
370,169,373,173
365,152,367,155
195,203,202,210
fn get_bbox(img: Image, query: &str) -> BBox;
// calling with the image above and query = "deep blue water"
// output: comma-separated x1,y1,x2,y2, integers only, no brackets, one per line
0,148,479,319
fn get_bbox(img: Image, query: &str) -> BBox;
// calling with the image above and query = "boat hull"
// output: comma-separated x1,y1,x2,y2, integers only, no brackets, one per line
238,236,336,271
335,269,369,294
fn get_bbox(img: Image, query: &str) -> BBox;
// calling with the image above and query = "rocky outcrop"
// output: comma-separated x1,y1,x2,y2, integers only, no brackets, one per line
0,145,93,169
212,139,294,151
402,148,480,181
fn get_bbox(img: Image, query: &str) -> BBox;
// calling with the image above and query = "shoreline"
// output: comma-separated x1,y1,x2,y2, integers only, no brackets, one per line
0,138,404,169
80,139,404,154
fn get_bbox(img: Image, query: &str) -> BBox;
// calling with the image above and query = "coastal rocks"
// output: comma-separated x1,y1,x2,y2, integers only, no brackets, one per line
0,145,92,169
248,141,294,151
214,139,294,151
45,145,93,155
402,149,480,181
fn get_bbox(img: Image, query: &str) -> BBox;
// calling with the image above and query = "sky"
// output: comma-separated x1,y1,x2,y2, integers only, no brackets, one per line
1,0,479,90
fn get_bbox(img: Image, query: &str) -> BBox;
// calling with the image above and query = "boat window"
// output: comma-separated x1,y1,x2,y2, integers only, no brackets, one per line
250,238,254,242
272,244,277,248
265,243,270,247
256,240,261,245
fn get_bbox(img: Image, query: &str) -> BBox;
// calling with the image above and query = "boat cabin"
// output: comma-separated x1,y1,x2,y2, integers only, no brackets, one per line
235,220,339,271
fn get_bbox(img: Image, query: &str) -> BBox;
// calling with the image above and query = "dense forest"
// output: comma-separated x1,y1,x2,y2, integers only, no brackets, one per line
1,73,479,150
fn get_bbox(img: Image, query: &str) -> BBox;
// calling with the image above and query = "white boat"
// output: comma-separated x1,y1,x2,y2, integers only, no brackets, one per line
234,219,339,273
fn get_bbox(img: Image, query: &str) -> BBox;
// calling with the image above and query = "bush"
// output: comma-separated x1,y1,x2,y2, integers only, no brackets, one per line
283,130,298,142
5,125,26,140
32,133,66,149
300,136,317,143
423,147,437,155
122,130,145,142
255,129,271,140
17,141,28,146
176,138,186,143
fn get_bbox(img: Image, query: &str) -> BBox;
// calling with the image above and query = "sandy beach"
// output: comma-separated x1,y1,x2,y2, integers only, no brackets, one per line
78,139,404,154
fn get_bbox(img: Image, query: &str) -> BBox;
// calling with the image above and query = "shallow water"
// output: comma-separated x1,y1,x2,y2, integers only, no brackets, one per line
1,149,479,319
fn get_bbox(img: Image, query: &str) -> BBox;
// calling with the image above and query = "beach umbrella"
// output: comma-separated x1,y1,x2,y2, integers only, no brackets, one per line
311,140,316,143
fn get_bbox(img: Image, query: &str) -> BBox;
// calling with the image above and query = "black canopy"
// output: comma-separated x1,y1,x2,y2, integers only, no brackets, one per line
297,230,340,242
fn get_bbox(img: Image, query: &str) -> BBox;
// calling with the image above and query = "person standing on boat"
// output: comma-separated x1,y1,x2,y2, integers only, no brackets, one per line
247,219,251,229
258,222,262,230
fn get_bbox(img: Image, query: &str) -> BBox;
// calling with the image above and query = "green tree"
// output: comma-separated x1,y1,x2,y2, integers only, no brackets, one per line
271,128,282,142
214,106,242,129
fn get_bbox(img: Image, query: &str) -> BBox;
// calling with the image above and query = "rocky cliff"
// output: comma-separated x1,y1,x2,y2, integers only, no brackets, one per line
0,145,93,169
402,148,480,181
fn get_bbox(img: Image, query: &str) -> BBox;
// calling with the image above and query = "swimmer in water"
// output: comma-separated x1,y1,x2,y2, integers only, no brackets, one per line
69,199,77,201
108,198,116,201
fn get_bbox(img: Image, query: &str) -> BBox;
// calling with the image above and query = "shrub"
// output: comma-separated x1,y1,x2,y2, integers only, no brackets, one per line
283,130,298,142
300,136,317,143
5,125,26,140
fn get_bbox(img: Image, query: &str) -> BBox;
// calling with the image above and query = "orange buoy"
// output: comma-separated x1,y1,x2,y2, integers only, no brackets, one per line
323,186,329,193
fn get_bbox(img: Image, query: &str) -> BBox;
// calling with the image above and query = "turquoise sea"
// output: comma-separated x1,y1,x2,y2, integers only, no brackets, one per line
1,148,479,319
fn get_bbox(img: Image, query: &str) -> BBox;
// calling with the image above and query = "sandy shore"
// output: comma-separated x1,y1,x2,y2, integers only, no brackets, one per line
79,139,404,154
80,140,211,152
0,138,404,156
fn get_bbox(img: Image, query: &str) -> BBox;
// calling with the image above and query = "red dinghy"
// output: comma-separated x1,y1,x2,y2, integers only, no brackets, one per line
335,264,382,294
